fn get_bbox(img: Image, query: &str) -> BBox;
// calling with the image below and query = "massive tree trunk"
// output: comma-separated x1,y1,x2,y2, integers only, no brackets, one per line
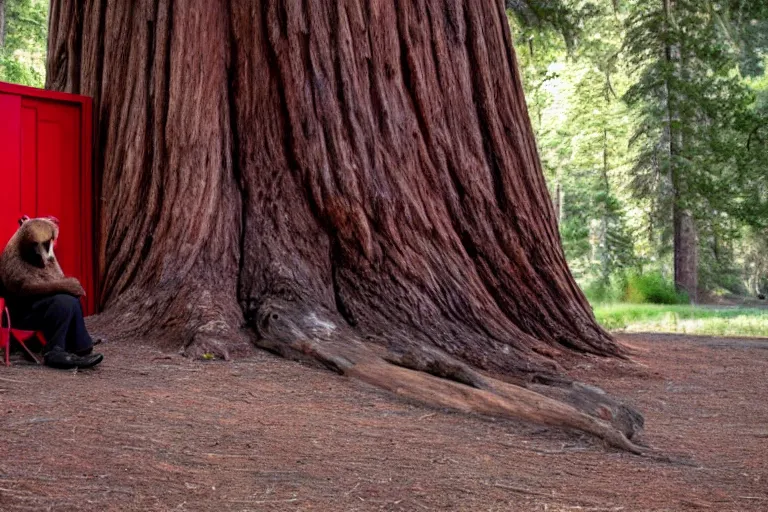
46,0,644,451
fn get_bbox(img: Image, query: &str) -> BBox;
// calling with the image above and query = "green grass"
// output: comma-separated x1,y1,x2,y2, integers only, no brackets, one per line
593,303,768,338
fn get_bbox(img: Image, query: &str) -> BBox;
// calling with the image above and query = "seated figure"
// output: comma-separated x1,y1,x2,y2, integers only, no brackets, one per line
0,216,103,369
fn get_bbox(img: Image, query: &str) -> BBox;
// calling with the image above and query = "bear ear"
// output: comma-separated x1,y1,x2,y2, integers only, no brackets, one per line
18,215,30,226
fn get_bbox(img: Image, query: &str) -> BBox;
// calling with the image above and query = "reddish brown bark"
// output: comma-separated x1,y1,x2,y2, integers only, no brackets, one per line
674,207,698,303
46,0,644,450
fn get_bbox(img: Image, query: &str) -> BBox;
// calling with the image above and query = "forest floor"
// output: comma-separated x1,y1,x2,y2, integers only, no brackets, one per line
0,333,766,511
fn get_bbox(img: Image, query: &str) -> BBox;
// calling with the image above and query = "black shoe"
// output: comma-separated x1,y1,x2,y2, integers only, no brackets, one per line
44,351,79,369
44,351,104,370
77,353,104,369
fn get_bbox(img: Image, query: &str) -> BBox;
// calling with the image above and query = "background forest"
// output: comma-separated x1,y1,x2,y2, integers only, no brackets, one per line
0,0,46,87
508,0,768,305
1,0,767,308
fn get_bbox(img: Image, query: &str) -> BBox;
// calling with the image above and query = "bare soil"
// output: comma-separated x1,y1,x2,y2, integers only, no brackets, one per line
0,333,766,511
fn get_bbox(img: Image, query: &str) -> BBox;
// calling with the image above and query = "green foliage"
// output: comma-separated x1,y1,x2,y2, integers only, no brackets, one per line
624,0,762,229
585,270,688,305
582,274,627,304
506,0,606,50
624,271,689,304
721,2,768,78
594,303,768,337
0,0,48,87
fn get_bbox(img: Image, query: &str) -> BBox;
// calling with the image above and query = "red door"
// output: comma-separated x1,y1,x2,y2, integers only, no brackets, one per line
0,82,95,314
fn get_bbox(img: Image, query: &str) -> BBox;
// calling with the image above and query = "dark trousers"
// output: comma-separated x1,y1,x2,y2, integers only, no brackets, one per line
7,294,93,355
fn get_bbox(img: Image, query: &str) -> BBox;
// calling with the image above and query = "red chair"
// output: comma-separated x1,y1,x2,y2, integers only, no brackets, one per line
0,297,47,366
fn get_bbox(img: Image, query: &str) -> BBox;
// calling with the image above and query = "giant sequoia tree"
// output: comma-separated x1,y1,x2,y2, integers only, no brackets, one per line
46,0,645,452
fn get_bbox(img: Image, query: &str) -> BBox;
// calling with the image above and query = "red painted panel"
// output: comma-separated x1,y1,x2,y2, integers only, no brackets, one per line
0,93,22,248
0,81,96,314
23,99,83,286
21,106,38,215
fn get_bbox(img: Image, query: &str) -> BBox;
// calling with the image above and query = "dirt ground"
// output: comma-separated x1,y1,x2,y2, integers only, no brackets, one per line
0,333,766,512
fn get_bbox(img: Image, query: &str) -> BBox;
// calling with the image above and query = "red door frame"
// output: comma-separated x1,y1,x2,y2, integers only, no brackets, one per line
0,81,98,315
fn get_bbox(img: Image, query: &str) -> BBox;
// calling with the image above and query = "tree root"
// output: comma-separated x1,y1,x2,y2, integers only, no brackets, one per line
526,375,644,440
349,360,645,454
254,301,647,454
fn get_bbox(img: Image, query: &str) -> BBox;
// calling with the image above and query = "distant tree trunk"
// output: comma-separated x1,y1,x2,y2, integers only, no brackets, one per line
553,181,562,226
674,207,698,301
664,0,698,302
46,0,644,451
0,0,5,47
600,127,611,282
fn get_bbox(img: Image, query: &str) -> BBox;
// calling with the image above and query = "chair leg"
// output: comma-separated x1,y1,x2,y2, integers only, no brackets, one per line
2,306,11,367
1,329,9,367
16,338,43,365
